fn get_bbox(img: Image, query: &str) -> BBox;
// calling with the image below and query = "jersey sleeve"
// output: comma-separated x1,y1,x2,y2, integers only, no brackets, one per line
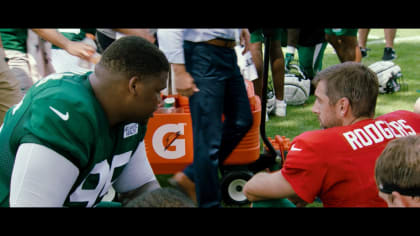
10,143,79,207
281,133,328,203
112,141,157,193
22,96,96,169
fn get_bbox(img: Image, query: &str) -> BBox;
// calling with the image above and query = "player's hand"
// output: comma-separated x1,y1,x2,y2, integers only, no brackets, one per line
173,64,200,97
285,52,294,71
64,41,96,61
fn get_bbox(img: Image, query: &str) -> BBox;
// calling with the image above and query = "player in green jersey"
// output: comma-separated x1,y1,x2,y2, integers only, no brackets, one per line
285,28,328,95
325,28,362,63
0,36,169,207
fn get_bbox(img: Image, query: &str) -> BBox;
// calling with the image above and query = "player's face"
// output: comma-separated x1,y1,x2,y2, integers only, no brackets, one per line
312,80,341,129
133,71,168,125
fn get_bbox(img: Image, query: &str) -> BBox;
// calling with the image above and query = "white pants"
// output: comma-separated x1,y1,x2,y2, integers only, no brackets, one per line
0,48,23,124
51,49,94,74
4,49,40,94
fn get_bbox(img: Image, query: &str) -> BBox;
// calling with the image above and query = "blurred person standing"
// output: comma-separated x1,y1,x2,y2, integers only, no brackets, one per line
50,28,99,74
0,35,22,125
358,28,397,60
26,30,55,78
0,29,95,94
248,28,287,117
158,29,253,207
325,28,362,63
285,28,327,94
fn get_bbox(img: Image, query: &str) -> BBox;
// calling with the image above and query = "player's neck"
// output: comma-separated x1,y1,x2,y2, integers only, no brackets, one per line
345,116,371,126
88,73,123,128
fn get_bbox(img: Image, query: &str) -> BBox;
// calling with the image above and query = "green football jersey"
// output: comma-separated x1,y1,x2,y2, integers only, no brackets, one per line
52,28,97,50
0,28,28,53
0,72,147,207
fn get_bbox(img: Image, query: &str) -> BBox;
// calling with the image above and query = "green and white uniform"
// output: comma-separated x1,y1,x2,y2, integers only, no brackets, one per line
324,28,358,37
0,72,155,207
250,28,288,46
51,28,97,49
296,29,328,79
50,29,98,74
0,28,37,93
0,28,28,53
286,29,327,80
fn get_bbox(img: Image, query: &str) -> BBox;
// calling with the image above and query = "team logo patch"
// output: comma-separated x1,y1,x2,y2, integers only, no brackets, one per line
152,123,186,159
49,106,69,121
123,123,138,138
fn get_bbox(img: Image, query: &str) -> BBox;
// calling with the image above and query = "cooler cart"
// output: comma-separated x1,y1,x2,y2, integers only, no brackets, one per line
144,29,289,205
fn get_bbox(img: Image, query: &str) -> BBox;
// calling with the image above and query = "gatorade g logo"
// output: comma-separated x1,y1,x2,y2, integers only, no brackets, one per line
152,123,186,159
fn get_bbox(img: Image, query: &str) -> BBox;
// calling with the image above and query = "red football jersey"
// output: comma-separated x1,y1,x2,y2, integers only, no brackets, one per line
281,110,420,207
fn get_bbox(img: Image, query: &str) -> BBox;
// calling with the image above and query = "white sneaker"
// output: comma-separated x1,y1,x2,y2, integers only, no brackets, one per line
266,92,276,115
274,99,287,117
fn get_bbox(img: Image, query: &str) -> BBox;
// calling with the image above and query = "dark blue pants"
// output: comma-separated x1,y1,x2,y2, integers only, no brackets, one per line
182,41,253,207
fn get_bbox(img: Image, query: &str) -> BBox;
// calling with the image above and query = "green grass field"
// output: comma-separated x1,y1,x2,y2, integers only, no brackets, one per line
156,29,420,208
267,28,420,139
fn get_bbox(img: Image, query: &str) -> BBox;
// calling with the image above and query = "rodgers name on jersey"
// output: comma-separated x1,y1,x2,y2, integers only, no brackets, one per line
343,118,416,151
0,72,147,207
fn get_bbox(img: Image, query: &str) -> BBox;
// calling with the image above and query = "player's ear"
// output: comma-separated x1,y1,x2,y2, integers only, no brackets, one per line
128,76,141,95
337,97,350,117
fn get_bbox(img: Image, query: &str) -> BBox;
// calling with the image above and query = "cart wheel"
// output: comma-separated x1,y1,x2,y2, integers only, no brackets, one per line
221,170,253,205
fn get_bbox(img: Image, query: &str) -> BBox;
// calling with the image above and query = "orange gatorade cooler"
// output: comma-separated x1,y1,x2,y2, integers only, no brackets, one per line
144,80,261,174
223,81,261,165
144,94,194,174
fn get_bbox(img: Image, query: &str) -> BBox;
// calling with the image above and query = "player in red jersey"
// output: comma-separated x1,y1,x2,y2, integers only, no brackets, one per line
244,62,420,207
